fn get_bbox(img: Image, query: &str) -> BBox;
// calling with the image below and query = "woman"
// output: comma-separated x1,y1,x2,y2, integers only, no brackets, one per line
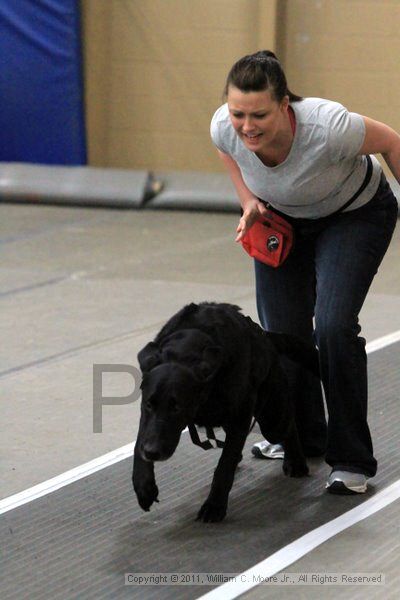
210,50,399,494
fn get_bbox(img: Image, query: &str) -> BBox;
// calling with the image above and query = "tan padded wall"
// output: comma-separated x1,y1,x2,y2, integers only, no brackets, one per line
83,0,399,173
280,0,400,173
82,0,278,170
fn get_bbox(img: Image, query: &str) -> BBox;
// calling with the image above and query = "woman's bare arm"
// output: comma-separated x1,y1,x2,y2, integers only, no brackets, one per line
359,117,400,184
217,150,269,241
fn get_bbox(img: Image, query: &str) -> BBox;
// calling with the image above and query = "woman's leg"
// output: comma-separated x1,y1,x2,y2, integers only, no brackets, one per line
313,178,398,477
254,234,328,456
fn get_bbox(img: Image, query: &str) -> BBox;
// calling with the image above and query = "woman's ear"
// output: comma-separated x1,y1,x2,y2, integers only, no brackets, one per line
281,95,290,112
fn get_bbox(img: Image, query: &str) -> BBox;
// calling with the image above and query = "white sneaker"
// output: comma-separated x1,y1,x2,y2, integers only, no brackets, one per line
251,439,285,460
326,470,368,494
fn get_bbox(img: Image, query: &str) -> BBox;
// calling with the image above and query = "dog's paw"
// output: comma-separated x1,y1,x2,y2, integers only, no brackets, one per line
196,501,227,523
282,460,309,478
134,480,159,512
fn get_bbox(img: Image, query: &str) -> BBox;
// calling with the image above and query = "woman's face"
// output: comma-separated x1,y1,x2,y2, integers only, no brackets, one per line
227,85,289,152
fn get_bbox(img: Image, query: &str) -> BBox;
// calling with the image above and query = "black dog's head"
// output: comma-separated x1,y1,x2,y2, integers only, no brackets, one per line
137,329,223,462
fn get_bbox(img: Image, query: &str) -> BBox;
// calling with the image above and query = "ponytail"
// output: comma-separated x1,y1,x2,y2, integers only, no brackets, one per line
224,50,302,103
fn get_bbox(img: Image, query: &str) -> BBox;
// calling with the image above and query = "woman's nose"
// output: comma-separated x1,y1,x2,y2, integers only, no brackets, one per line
242,116,255,132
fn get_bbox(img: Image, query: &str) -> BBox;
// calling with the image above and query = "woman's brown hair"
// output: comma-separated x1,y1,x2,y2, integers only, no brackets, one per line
224,50,302,103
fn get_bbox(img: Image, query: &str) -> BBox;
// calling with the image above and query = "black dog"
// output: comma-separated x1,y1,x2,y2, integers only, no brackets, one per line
132,302,319,522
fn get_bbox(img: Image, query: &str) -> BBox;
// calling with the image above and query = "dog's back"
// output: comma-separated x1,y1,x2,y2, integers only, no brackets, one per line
152,302,319,377
153,302,246,342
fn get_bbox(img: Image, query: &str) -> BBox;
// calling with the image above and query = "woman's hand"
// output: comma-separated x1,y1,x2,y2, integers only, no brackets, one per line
235,199,270,242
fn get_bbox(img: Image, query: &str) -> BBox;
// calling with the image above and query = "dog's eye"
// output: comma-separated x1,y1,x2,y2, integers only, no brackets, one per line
144,399,155,412
169,399,180,414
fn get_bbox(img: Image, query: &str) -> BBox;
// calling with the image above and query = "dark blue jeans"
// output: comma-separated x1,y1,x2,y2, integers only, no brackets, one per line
255,174,398,476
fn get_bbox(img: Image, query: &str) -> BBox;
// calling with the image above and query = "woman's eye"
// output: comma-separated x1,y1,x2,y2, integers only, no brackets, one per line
232,113,267,119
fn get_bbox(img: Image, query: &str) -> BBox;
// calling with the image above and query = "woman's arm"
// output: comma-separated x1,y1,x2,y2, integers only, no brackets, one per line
217,150,269,241
359,116,400,184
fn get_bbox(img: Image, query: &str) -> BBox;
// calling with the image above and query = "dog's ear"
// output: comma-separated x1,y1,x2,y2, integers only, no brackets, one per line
138,342,161,372
194,346,223,381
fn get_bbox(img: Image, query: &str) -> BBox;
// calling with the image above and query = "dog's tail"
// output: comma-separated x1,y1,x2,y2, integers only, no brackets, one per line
264,331,320,377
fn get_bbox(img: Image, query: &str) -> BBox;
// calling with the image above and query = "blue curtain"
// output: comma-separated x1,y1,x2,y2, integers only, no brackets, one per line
0,0,86,164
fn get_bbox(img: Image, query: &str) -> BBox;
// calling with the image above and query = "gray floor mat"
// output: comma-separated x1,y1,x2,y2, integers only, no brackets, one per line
147,171,238,212
0,163,152,208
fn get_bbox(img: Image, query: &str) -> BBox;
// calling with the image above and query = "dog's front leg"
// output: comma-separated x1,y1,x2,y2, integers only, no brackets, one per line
132,412,159,512
132,447,159,512
196,423,249,523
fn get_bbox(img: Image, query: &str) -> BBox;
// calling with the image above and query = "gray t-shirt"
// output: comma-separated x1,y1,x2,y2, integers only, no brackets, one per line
210,97,382,218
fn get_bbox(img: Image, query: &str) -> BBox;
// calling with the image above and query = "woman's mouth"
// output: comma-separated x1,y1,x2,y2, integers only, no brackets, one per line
243,132,262,142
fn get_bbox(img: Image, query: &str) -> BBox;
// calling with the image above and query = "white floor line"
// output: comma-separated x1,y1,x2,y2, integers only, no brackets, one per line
0,331,399,520
0,443,133,515
366,329,400,354
198,480,400,600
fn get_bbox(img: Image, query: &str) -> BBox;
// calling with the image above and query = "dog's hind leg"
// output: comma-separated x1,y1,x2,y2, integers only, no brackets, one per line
281,423,309,477
256,363,309,478
280,415,310,476
196,418,251,523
